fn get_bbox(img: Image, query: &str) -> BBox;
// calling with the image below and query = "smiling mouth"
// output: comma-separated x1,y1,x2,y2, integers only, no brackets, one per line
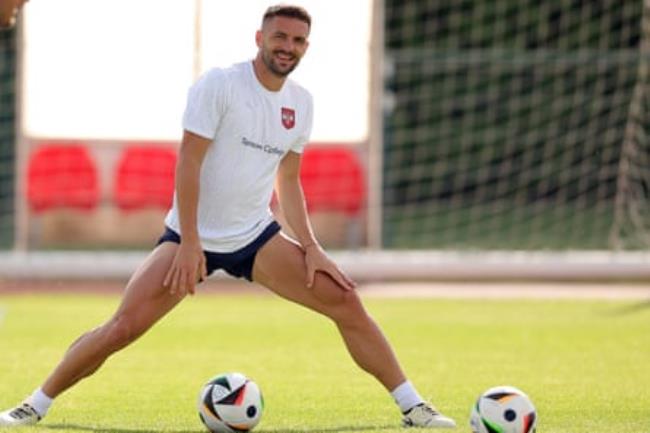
274,51,295,62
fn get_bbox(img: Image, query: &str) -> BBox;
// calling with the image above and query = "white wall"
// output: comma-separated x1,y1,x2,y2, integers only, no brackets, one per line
21,0,372,143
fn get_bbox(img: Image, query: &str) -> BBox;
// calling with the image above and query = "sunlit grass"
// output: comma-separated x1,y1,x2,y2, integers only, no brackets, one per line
0,292,648,433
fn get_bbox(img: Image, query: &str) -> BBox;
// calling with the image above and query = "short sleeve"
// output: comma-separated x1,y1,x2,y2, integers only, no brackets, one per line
182,69,227,140
290,91,313,154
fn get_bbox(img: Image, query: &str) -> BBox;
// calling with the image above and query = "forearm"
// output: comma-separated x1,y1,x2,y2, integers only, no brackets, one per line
175,154,202,244
277,173,356,290
278,179,317,248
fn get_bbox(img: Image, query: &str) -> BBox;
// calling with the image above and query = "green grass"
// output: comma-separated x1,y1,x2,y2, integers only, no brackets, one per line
0,292,649,433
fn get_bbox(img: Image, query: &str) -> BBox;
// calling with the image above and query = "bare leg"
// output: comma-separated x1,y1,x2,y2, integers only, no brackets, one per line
252,232,406,391
41,242,185,398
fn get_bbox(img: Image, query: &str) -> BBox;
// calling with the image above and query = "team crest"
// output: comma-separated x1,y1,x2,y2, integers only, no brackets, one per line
281,107,295,129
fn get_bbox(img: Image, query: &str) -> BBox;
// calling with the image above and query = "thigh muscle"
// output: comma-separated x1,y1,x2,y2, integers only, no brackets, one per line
252,233,356,316
112,242,186,333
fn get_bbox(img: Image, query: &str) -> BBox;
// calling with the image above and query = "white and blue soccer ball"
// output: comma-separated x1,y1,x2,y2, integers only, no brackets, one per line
470,385,537,433
197,372,264,433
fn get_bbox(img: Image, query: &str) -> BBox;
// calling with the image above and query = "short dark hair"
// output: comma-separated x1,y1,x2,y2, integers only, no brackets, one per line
262,4,311,29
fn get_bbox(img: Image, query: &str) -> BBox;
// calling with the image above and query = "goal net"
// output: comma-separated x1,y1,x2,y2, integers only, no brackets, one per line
0,27,16,250
382,0,650,252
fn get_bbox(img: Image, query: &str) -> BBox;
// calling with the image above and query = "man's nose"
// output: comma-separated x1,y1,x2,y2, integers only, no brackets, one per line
280,39,295,53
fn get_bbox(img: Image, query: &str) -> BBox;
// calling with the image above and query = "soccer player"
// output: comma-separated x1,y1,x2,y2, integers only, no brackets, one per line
0,0,28,29
0,5,455,429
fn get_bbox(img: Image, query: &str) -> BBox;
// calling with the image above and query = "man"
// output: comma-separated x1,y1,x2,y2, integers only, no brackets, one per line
0,0,28,29
0,5,455,429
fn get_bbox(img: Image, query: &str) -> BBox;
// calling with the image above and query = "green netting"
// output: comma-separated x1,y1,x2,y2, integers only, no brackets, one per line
383,0,649,250
0,27,16,249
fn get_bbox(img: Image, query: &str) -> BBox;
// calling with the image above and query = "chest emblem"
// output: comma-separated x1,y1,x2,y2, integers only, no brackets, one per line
281,107,295,129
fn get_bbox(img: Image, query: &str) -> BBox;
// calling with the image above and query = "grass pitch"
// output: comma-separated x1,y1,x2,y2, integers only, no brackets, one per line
0,290,649,433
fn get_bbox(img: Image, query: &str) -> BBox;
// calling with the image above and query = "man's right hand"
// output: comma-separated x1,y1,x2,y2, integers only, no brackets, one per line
163,241,207,297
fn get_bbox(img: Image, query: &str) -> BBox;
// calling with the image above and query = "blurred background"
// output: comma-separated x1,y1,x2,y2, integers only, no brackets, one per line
1,0,649,281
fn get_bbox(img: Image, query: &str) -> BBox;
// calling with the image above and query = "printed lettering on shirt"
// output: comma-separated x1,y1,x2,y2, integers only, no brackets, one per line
241,137,284,157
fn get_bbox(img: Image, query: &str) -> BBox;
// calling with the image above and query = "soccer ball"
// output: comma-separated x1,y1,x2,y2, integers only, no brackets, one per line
197,372,264,433
470,385,537,433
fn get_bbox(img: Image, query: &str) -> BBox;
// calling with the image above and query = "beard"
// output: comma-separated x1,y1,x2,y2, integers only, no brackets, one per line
261,49,301,77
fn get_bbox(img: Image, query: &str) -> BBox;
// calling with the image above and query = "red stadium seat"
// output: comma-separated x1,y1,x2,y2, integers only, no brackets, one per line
300,145,366,216
113,144,177,211
27,143,99,213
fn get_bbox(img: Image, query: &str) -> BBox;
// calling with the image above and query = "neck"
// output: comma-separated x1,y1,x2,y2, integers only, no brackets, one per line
252,56,286,92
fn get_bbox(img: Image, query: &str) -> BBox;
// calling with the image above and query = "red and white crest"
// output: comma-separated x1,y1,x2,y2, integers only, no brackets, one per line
281,107,295,129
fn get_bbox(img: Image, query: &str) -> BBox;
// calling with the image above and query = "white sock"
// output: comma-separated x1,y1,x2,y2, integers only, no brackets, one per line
390,380,424,413
26,388,53,417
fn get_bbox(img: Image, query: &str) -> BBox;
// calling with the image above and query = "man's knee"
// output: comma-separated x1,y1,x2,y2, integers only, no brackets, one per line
102,315,141,352
312,273,367,324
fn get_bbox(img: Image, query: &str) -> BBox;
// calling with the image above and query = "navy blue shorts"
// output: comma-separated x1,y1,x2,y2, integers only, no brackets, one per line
156,221,281,281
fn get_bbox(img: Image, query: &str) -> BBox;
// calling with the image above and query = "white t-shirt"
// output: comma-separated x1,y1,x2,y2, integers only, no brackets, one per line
165,61,313,252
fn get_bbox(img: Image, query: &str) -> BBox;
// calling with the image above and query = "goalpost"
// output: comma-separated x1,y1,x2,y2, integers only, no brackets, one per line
1,1,650,281
361,0,650,280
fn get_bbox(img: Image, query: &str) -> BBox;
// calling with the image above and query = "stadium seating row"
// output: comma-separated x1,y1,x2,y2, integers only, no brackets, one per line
26,143,366,216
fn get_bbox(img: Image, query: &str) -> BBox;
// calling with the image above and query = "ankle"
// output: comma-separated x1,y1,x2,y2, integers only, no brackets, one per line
26,388,53,417
390,380,425,413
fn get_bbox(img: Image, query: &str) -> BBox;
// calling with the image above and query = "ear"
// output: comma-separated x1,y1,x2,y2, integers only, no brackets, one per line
255,30,263,48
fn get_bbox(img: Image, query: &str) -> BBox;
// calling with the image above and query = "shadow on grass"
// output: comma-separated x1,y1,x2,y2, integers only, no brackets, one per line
607,299,650,316
44,423,396,433
258,427,395,433
44,425,200,433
